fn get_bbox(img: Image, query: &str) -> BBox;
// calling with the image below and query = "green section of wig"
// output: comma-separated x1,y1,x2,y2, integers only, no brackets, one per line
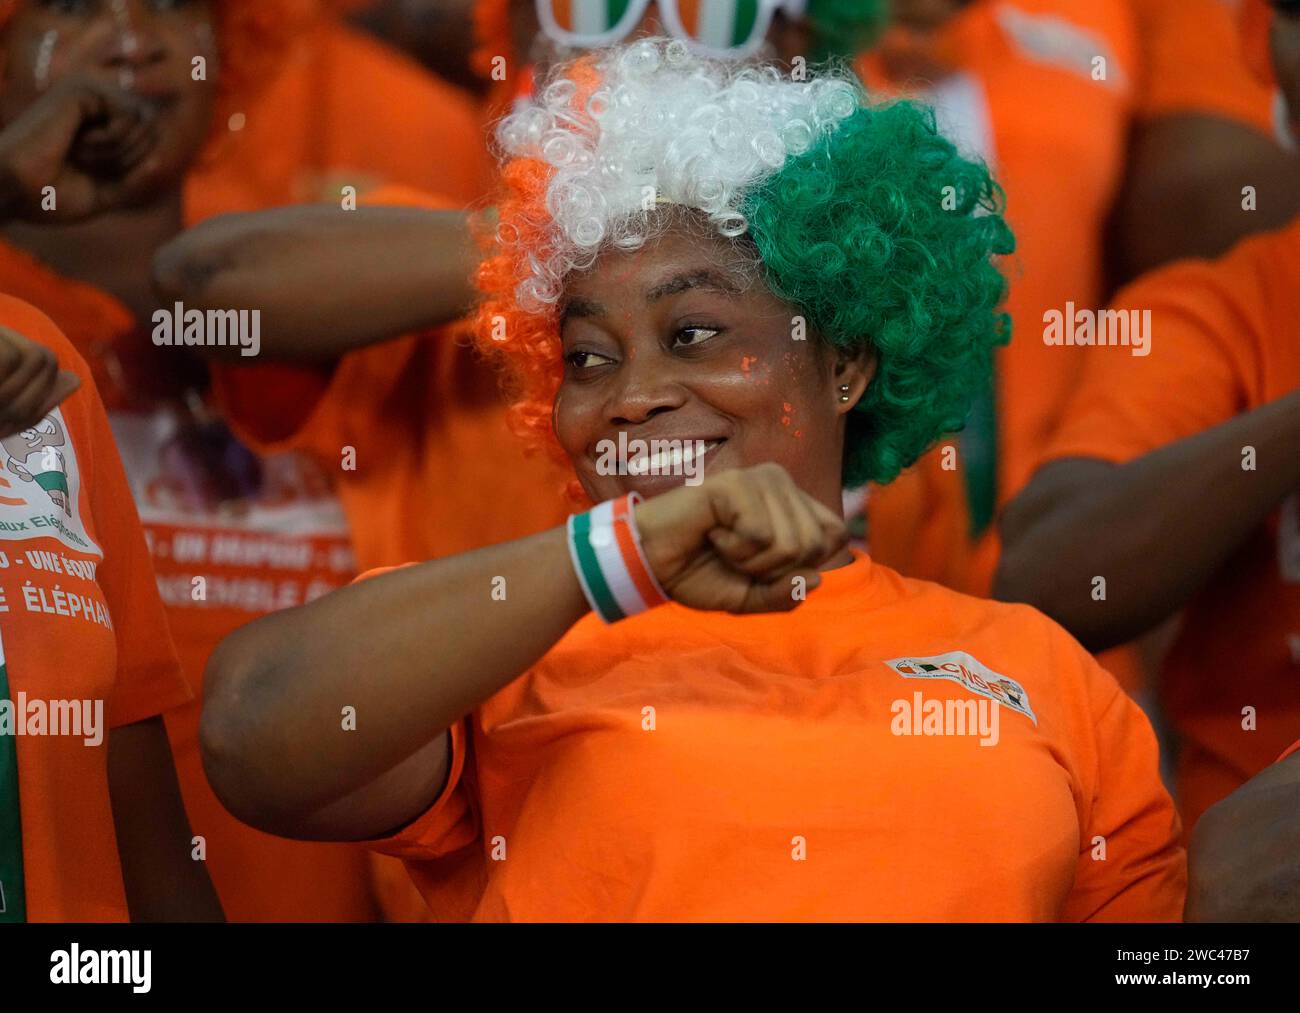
742,97,1015,488
807,0,888,61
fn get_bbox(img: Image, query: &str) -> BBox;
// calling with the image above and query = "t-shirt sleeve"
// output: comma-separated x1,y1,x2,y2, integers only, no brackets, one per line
1041,254,1264,468
25,304,194,728
1132,0,1275,134
1064,673,1187,922
368,716,479,861
209,183,468,464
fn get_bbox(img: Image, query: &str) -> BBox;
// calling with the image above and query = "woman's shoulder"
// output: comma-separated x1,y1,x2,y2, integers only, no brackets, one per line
0,293,85,373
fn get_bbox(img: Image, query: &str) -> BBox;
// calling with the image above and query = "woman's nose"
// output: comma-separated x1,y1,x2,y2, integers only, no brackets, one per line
608,357,687,425
97,3,169,70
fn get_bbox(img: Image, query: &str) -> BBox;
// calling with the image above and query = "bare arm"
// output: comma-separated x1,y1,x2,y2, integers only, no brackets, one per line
1108,115,1300,287
108,716,224,922
200,526,589,842
994,388,1300,651
1186,750,1300,922
200,465,846,843
151,204,481,363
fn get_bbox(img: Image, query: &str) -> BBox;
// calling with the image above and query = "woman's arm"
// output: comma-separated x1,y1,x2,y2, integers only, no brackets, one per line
1107,115,1300,288
1187,749,1300,922
108,717,224,922
201,525,588,841
151,205,481,363
200,464,846,843
995,387,1300,651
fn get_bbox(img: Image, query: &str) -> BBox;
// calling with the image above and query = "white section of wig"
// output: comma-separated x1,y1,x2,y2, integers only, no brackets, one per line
493,38,862,311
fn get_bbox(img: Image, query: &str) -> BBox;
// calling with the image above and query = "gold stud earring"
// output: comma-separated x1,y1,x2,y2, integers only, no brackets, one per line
839,385,852,403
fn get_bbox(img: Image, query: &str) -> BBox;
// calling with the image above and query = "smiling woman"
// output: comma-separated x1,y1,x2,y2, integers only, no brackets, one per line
478,39,1014,506
200,40,1186,923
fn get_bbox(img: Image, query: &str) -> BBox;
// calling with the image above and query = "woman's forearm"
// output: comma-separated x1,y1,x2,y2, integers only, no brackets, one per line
200,525,589,830
109,718,225,922
995,388,1300,650
152,204,480,362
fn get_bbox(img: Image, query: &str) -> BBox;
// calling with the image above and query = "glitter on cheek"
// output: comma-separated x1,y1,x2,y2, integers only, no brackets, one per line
33,30,59,91
108,0,141,91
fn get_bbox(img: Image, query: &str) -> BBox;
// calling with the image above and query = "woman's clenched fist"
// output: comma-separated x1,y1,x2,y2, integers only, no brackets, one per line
632,463,849,614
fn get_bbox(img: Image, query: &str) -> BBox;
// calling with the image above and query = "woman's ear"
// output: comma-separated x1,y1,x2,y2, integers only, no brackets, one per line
832,344,876,414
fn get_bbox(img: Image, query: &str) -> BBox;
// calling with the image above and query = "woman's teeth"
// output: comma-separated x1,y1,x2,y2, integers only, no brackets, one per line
626,439,720,476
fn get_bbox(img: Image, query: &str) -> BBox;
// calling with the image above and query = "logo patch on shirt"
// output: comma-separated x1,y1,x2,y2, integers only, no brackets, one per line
0,408,102,558
884,651,1037,725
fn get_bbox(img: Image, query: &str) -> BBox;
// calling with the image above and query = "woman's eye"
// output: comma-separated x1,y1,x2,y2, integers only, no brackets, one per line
565,350,614,370
673,326,721,348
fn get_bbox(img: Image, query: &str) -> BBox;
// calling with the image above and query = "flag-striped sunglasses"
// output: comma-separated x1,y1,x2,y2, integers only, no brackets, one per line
536,0,809,59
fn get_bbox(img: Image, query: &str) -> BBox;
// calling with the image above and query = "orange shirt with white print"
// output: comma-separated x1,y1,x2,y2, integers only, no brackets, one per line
368,552,1185,922
1130,0,1276,134
0,12,495,923
1041,214,1300,831
0,240,371,923
0,294,192,922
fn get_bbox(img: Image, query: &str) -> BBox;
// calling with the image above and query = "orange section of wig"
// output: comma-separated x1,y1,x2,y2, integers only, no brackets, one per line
472,54,604,504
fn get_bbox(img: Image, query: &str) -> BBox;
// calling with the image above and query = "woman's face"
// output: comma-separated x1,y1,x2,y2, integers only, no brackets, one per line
554,224,872,512
0,0,220,205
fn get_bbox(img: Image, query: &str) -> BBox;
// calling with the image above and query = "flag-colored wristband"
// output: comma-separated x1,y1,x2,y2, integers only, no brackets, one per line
567,493,669,623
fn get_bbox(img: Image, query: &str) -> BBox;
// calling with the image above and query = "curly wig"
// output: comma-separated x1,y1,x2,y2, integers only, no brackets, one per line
475,39,1013,490
0,0,319,115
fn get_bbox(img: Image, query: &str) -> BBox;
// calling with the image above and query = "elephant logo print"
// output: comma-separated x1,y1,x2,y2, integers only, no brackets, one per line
2,415,72,516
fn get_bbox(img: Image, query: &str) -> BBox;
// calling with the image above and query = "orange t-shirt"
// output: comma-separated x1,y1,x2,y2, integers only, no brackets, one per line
1130,0,1275,134
211,186,573,574
857,0,1138,596
0,241,373,923
854,1,1146,693
1041,213,1300,831
0,15,495,923
208,185,572,921
372,552,1185,921
0,294,192,922
185,16,492,217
